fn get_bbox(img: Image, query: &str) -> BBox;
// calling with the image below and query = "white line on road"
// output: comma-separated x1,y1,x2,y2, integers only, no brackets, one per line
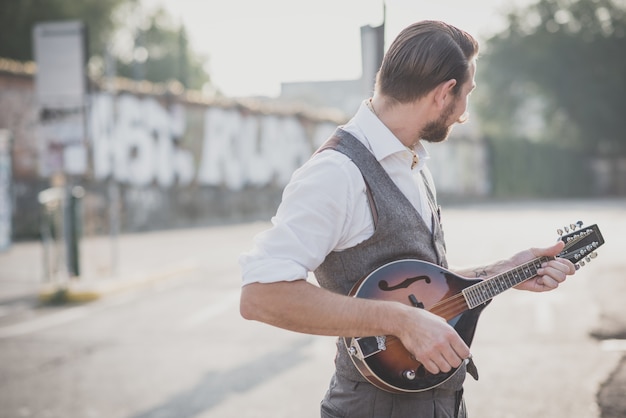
180,290,240,330
601,339,626,352
0,290,142,339
512,291,565,335
0,305,92,339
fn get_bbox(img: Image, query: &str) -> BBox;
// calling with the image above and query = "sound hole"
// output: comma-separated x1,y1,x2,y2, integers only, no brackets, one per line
379,276,431,291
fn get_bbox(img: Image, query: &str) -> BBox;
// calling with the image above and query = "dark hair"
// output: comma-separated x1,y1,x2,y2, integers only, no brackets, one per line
375,20,479,102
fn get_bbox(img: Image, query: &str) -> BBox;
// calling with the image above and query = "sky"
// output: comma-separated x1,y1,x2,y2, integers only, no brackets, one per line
141,0,531,98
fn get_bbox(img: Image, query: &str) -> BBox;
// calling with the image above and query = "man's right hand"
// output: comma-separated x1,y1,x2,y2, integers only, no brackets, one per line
396,306,470,375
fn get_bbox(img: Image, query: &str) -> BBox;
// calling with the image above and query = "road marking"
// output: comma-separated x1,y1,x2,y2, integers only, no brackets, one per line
0,305,92,339
180,290,240,330
0,290,143,339
601,339,626,352
512,292,565,335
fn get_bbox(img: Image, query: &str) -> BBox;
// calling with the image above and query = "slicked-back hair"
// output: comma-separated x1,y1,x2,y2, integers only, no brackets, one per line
375,20,479,103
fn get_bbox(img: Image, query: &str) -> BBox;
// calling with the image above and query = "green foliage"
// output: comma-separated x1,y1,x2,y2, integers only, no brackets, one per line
0,0,131,61
487,136,594,197
476,0,626,156
114,8,209,90
0,0,210,90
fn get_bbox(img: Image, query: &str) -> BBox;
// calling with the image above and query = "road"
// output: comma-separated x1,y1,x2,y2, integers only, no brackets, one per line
0,199,624,418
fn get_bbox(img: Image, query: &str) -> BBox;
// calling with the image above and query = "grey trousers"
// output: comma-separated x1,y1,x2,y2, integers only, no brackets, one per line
320,373,467,418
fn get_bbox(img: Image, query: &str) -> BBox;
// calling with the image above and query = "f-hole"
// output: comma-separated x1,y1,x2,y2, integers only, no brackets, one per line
379,276,431,291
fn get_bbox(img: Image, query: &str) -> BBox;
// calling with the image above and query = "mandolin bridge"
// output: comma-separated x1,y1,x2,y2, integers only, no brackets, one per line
348,335,387,360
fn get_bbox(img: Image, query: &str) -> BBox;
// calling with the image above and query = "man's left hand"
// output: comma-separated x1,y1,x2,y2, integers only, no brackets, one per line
510,241,576,292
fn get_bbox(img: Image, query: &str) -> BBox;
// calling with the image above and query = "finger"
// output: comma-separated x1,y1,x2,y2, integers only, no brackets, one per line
423,359,440,375
538,275,559,289
431,353,453,373
544,268,567,283
555,258,577,275
441,347,464,369
547,259,575,274
439,339,469,371
450,337,471,360
533,240,565,258
539,264,569,283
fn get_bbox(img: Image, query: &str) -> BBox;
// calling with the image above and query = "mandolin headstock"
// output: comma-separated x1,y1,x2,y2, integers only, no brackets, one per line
557,222,605,269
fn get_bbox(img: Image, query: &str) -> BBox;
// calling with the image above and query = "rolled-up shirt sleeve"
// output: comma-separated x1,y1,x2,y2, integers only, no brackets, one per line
239,151,363,286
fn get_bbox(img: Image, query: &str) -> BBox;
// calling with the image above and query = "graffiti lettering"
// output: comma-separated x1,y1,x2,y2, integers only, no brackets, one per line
90,93,336,189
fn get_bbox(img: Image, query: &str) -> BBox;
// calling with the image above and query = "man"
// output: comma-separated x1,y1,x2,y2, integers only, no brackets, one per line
239,20,576,417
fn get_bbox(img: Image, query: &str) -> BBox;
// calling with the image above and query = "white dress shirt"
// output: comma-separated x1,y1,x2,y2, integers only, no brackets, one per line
239,100,436,286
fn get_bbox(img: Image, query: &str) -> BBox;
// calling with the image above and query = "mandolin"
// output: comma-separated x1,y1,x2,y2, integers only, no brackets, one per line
344,222,604,393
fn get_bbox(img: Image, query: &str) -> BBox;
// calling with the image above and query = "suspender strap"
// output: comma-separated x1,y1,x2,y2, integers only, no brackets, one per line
420,170,441,230
315,132,379,228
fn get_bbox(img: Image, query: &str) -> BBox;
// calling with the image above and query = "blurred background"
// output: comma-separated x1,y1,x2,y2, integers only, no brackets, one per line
1,0,624,250
0,0,625,417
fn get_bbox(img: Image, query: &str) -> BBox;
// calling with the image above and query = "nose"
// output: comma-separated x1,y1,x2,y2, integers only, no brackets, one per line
456,111,470,124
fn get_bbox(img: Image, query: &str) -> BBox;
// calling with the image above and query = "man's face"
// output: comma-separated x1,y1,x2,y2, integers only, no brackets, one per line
421,60,477,143
419,98,456,143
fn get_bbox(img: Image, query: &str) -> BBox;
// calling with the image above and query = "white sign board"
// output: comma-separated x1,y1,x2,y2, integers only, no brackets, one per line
33,21,86,108
33,21,88,175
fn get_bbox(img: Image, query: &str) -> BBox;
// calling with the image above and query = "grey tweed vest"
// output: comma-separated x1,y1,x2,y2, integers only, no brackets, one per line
313,128,466,389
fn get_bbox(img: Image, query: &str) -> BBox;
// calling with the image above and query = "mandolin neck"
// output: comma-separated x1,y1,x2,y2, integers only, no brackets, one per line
462,256,552,309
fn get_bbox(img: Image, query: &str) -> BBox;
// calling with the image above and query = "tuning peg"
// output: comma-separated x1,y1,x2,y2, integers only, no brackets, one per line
590,252,598,259
570,223,577,231
557,228,564,236
580,260,586,267
577,221,583,228
564,226,570,233
574,264,581,270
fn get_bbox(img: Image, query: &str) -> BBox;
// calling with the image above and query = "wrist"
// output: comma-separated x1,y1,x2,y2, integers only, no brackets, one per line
385,302,419,339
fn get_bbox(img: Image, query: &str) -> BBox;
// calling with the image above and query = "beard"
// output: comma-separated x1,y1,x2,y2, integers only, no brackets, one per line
420,99,456,143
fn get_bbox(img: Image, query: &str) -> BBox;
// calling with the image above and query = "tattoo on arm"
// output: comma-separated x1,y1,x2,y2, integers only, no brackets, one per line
473,267,489,278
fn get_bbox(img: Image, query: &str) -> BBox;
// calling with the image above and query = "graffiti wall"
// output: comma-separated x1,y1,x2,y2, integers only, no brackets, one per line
0,65,345,238
88,93,337,190
0,63,489,240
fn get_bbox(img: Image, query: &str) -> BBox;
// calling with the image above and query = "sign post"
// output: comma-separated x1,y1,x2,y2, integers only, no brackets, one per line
33,21,88,279
0,130,11,252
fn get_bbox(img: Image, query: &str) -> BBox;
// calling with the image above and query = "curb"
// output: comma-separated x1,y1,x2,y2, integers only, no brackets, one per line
38,262,199,303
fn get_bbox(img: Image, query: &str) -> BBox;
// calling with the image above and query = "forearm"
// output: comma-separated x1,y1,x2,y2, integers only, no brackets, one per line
452,241,576,292
240,278,472,376
453,259,510,279
240,279,412,338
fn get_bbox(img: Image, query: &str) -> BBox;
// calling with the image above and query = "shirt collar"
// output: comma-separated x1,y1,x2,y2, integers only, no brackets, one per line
411,139,430,172
345,100,430,170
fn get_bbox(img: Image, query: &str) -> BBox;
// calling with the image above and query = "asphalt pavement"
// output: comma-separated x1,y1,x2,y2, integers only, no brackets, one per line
0,198,625,417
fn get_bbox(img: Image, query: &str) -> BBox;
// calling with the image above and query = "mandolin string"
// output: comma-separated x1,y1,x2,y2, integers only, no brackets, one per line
428,229,590,315
382,231,594,359
432,304,467,320
560,227,591,256
430,256,549,316
357,231,594,365
412,230,591,316
431,229,590,312
430,294,468,319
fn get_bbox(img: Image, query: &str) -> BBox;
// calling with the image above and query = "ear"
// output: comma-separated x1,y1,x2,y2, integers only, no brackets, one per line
433,79,457,109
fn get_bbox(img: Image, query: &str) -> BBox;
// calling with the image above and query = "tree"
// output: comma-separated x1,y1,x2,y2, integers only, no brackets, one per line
0,0,210,90
475,0,626,156
113,8,209,90
0,0,131,62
